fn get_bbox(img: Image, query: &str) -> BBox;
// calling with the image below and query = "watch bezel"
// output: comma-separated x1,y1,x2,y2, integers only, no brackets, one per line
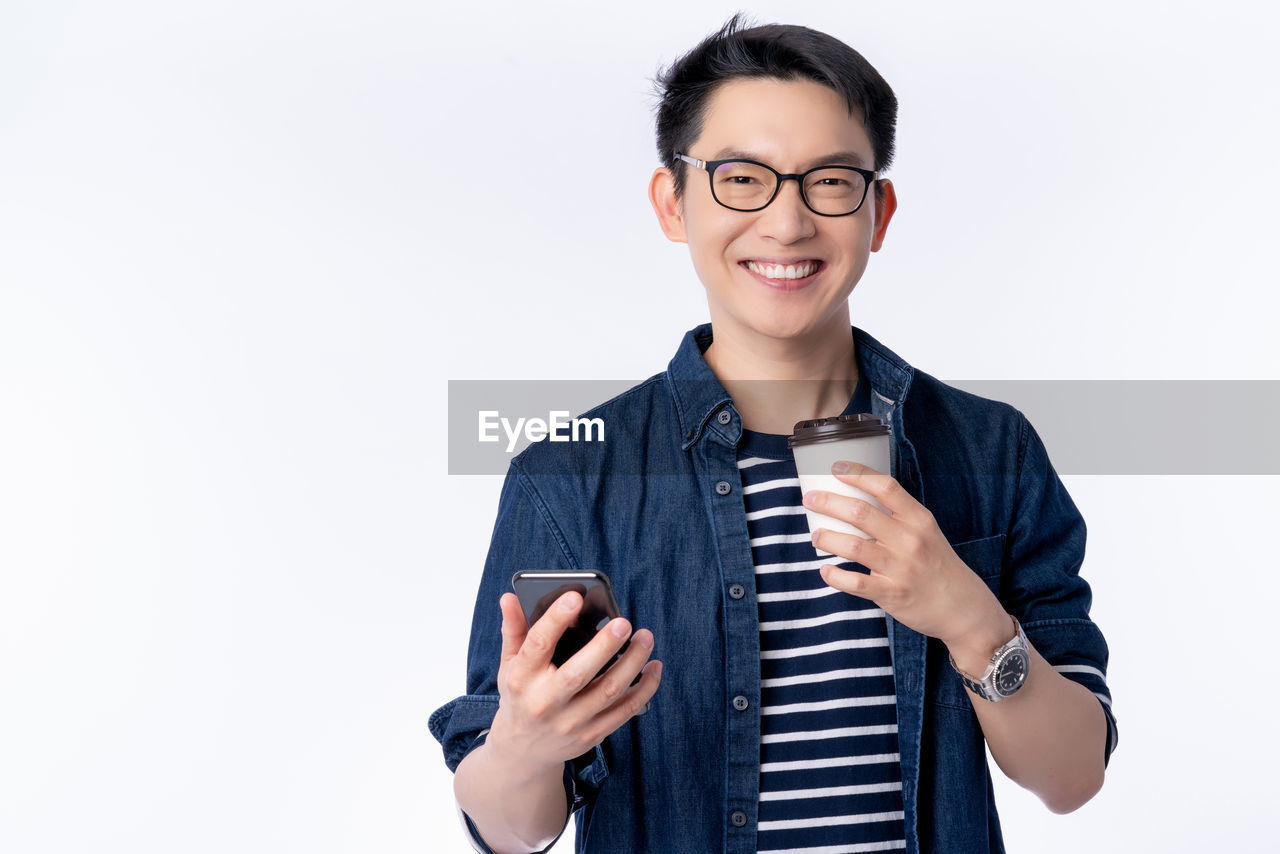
990,646,1030,697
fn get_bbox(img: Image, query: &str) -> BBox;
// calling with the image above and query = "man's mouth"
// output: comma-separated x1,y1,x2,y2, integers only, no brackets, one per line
741,259,822,282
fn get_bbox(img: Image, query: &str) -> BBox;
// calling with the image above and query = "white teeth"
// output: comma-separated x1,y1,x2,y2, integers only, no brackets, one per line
746,260,818,280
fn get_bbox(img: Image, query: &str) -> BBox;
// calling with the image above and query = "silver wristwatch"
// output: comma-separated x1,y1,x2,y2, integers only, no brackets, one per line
948,615,1029,702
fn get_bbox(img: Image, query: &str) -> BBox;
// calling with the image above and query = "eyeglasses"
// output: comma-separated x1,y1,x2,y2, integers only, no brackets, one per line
676,153,879,217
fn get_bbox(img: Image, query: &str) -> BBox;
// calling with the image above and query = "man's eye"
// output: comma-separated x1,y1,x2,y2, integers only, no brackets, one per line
817,177,851,187
726,176,758,184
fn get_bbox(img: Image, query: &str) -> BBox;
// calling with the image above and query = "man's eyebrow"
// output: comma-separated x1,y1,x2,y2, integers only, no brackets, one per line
709,148,868,169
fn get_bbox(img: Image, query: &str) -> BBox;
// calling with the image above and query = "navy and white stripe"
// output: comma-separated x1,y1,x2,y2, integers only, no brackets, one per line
739,412,907,854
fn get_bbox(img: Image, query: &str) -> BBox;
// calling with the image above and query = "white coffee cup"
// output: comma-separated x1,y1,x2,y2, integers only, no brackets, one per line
789,414,892,557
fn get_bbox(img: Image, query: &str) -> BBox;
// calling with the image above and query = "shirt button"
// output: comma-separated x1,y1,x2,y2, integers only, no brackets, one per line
728,583,745,600
715,480,732,496
730,810,748,828
732,695,749,711
717,409,732,425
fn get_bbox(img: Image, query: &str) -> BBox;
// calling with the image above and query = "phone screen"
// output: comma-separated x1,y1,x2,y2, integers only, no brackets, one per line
511,570,623,669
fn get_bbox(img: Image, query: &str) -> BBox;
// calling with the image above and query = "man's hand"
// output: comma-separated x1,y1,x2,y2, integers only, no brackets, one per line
805,460,1007,652
485,591,663,778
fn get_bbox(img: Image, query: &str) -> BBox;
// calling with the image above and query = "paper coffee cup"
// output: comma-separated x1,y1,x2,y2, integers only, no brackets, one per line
788,414,892,557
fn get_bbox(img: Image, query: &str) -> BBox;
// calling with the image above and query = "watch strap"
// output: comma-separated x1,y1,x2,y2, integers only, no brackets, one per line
956,670,991,700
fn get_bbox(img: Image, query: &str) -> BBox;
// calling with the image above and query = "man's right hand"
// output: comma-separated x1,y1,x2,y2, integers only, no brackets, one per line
485,590,663,777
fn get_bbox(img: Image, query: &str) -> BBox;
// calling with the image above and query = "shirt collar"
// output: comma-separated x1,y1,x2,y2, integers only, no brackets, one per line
665,322,916,450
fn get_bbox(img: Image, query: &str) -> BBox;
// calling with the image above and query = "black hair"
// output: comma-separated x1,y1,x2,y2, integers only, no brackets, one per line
653,13,898,199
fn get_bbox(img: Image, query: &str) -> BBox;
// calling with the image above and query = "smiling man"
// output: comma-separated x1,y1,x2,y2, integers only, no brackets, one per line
430,16,1116,854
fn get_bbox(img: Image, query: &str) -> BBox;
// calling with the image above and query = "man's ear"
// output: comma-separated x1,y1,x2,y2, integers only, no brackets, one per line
870,179,898,253
649,167,688,244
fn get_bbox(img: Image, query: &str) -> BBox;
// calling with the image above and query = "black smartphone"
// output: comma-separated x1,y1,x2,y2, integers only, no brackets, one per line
510,570,625,670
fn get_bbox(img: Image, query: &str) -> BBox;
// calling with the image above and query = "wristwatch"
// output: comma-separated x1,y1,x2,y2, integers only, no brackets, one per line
948,615,1029,702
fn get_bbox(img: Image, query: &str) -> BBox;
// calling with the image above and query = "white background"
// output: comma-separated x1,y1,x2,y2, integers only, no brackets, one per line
2,1,1278,852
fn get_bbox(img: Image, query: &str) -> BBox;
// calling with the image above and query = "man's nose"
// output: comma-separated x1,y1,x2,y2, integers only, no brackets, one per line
756,178,817,243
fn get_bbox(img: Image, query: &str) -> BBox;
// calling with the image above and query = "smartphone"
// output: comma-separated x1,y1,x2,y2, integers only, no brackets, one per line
510,570,625,671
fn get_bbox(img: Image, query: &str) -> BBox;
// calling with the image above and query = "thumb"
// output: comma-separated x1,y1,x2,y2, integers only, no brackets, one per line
498,592,529,665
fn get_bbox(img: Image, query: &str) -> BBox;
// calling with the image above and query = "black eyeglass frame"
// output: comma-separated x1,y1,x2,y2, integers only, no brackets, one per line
675,153,880,217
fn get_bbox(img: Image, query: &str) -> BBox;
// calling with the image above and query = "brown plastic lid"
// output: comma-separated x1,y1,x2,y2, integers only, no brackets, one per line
787,413,890,448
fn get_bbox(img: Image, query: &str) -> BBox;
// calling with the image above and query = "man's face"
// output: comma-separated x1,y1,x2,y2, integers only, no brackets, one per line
651,77,895,345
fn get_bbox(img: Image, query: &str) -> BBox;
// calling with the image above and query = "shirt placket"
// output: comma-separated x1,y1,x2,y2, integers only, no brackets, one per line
697,405,762,854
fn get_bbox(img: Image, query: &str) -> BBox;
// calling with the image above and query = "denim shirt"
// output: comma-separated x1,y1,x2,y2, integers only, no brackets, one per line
429,324,1117,853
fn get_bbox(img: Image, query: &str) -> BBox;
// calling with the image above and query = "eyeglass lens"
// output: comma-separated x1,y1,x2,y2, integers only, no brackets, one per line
711,161,867,214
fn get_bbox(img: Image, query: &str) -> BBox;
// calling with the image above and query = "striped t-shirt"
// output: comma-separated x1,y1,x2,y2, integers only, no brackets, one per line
739,380,907,854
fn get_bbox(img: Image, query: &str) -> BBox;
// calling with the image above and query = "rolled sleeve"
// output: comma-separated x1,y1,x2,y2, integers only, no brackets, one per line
427,695,500,773
1003,413,1118,767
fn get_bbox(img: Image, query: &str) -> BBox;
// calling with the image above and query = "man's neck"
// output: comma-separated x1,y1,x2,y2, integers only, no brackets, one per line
703,317,860,436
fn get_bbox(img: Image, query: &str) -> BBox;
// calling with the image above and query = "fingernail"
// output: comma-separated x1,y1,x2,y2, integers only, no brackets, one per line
832,461,850,474
802,491,816,507
819,565,830,579
811,527,824,544
559,594,578,612
611,619,629,638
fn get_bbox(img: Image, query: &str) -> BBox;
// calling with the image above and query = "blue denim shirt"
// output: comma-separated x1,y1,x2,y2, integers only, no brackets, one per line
430,324,1117,853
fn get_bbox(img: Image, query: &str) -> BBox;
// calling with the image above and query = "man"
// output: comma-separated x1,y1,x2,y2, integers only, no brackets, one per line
430,16,1116,853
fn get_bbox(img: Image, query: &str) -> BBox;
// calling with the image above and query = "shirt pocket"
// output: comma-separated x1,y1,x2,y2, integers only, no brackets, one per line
928,533,1006,710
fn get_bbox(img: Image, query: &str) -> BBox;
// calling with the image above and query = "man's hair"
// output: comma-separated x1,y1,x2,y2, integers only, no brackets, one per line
653,13,898,200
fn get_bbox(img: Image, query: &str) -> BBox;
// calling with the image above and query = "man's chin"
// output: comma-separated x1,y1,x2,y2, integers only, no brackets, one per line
718,312,845,345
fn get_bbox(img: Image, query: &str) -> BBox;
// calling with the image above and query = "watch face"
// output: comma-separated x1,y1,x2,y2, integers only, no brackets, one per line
993,649,1029,696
